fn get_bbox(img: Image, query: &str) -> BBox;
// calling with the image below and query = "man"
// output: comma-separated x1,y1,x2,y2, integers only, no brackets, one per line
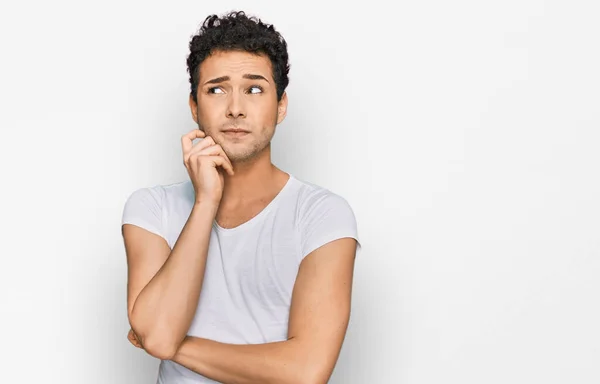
121,10,361,384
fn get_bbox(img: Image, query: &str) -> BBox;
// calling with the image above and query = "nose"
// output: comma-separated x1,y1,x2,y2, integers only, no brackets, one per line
226,91,246,119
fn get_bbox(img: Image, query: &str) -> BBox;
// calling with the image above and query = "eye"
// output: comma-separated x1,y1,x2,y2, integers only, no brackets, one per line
248,85,263,94
207,87,224,94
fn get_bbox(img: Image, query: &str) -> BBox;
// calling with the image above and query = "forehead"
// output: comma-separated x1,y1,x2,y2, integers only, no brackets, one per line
199,50,273,82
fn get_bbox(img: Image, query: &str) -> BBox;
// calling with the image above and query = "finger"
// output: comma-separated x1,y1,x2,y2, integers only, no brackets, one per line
186,135,215,157
128,329,143,345
215,155,235,177
216,148,235,176
130,339,142,348
128,333,143,348
191,147,235,176
181,129,206,155
195,155,235,177
184,136,216,164
191,144,234,175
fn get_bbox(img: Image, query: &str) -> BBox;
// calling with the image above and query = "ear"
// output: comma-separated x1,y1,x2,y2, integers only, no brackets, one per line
189,93,199,124
276,92,288,124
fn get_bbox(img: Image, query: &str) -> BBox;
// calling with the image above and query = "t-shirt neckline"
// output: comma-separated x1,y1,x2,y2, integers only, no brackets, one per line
213,173,295,234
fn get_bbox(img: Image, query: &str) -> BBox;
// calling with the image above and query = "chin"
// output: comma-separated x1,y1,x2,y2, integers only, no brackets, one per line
222,139,269,163
228,152,254,163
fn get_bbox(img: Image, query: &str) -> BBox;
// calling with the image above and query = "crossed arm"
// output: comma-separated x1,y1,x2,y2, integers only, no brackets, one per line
127,237,358,384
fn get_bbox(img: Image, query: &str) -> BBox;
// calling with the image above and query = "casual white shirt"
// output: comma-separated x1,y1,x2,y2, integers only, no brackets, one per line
121,173,361,383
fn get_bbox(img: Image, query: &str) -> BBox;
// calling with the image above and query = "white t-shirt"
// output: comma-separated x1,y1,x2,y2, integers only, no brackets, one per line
121,173,361,383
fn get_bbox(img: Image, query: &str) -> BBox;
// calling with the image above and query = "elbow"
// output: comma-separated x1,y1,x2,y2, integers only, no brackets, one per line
142,336,179,361
305,374,329,384
129,317,179,360
289,364,331,384
290,375,328,384
283,340,332,384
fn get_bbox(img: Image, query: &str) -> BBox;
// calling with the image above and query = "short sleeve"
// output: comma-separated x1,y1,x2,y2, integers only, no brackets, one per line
299,192,361,259
121,186,166,241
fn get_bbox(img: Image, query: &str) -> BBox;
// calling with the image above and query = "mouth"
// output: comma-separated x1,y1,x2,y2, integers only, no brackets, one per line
222,128,250,138
222,129,250,133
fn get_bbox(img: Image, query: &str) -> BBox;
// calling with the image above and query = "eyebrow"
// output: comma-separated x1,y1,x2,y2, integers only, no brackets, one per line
204,74,270,85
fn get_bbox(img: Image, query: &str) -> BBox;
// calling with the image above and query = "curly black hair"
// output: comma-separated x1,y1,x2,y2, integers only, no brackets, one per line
186,11,290,103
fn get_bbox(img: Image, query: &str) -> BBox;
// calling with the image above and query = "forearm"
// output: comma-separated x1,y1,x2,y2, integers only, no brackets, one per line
130,201,218,355
171,336,320,384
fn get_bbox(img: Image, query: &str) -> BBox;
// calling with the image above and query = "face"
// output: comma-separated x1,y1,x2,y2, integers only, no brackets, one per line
189,49,288,163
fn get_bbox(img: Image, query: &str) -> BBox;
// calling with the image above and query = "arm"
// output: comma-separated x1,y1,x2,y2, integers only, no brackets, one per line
170,237,358,384
123,201,218,360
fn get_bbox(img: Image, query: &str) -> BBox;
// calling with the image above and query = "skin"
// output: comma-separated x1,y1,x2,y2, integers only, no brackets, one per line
189,48,291,211
125,49,358,384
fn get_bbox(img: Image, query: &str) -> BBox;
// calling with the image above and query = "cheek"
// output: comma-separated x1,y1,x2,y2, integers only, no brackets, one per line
198,102,220,124
254,98,278,117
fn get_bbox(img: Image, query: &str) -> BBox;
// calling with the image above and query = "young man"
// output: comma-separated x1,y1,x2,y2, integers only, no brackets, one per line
121,11,360,384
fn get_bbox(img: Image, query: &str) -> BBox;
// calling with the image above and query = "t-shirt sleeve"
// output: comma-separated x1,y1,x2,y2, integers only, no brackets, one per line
121,186,167,241
299,192,361,259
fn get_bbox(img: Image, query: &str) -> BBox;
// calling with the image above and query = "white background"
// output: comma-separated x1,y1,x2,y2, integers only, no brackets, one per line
1,0,598,383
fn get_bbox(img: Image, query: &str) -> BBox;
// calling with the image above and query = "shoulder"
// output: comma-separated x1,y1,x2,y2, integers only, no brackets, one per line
122,180,192,240
292,176,356,219
290,175,360,258
124,180,191,206
122,180,193,222
290,176,358,236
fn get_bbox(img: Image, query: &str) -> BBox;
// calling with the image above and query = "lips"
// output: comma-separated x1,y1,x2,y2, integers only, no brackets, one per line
222,128,250,133
223,129,250,133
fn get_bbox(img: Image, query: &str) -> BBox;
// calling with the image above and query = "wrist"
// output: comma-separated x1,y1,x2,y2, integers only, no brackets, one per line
192,200,220,216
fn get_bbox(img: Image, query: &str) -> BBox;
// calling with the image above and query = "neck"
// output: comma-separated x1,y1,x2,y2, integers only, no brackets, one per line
220,144,283,205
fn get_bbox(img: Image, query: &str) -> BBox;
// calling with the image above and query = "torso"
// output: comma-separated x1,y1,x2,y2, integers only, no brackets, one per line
216,203,268,229
127,172,359,383
215,170,291,229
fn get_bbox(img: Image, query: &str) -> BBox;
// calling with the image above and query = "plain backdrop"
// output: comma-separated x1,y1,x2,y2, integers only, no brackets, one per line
1,0,598,383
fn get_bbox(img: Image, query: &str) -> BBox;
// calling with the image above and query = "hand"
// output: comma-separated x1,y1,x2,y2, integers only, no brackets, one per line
127,328,144,349
181,129,235,205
